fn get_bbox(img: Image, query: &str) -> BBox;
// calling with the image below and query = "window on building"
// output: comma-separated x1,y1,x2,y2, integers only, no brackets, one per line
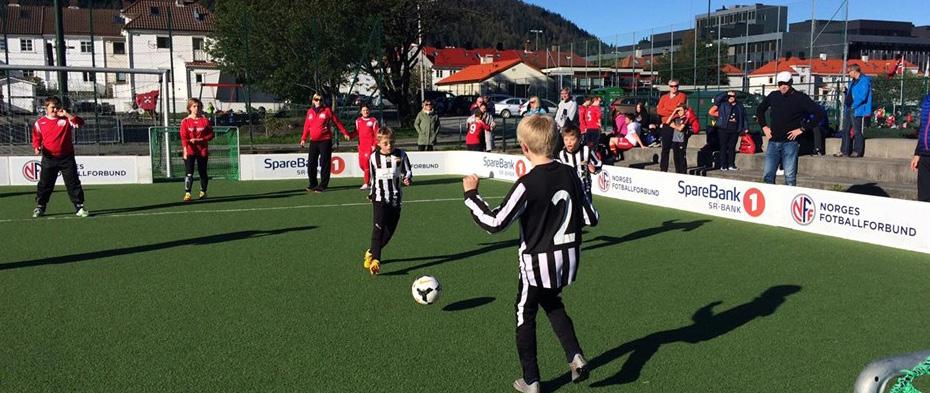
113,42,126,54
156,36,170,49
23,70,35,78
116,72,127,83
195,73,204,83
82,72,93,82
768,77,773,84
20,39,33,52
192,37,205,50
80,41,93,53
0,39,5,51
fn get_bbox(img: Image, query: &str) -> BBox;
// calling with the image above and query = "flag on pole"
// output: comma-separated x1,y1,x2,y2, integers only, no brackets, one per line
887,57,904,78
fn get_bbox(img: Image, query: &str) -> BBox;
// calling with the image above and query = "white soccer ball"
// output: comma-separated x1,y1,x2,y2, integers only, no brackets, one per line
411,276,442,305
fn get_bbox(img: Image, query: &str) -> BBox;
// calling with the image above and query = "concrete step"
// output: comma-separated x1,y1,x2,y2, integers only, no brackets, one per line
617,145,917,185
686,133,918,159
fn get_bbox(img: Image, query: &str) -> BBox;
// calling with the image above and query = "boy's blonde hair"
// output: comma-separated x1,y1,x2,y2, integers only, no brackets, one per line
377,127,395,142
517,115,555,156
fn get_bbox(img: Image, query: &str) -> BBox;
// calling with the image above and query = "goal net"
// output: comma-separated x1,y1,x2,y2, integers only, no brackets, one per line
148,126,240,181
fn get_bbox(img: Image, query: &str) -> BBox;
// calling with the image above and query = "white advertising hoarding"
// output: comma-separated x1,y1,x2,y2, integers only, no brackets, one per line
6,156,144,185
0,156,9,186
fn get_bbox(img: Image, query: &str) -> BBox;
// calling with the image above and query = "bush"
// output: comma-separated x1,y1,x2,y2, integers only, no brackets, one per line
262,117,299,137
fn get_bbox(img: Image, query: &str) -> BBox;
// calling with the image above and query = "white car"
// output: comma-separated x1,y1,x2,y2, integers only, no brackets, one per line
494,97,528,118
519,98,558,116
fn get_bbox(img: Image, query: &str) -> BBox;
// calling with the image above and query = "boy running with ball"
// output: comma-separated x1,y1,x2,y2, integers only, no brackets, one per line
463,116,599,392
363,128,412,275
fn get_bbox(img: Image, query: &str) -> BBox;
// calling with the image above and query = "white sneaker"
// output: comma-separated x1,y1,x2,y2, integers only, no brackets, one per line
359,184,369,190
75,207,90,217
728,166,739,171
512,378,540,393
719,167,729,171
570,353,589,383
776,169,785,176
32,207,45,218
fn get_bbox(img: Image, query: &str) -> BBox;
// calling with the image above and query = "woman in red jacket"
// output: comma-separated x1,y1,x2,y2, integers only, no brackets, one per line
355,105,379,189
180,98,215,201
300,94,353,192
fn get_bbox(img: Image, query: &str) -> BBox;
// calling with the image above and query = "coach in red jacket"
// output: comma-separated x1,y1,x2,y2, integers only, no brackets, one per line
299,94,353,192
31,97,88,218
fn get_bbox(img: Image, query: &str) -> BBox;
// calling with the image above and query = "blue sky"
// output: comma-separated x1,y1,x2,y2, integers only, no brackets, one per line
525,0,930,41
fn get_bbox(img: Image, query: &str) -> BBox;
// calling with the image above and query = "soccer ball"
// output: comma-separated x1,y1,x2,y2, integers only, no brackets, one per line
411,276,442,305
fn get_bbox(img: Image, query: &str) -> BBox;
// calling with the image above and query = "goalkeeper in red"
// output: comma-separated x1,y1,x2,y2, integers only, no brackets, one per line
180,98,215,201
463,115,599,393
31,97,88,218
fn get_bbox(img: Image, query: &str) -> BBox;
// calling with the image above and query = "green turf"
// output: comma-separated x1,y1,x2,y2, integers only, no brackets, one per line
1,176,929,392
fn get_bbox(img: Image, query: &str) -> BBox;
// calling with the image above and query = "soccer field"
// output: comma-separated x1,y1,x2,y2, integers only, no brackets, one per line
1,176,928,392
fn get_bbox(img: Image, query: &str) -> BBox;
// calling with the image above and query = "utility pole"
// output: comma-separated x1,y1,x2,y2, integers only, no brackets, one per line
53,0,68,103
417,2,425,102
89,2,101,147
167,4,177,118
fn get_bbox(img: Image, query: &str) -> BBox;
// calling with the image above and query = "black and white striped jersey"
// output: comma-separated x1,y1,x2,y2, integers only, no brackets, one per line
368,148,412,206
464,161,599,289
557,145,602,197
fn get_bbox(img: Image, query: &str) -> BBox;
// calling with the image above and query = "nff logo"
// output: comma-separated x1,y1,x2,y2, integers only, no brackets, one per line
791,194,816,225
22,160,42,182
597,171,610,193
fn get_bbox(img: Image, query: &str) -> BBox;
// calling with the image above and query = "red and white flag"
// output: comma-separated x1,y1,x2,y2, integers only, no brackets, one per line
887,58,904,78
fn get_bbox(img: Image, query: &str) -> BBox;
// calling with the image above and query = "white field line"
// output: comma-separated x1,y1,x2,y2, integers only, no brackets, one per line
0,196,503,224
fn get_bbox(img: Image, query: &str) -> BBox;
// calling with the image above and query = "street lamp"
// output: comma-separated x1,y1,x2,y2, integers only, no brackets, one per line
530,29,543,51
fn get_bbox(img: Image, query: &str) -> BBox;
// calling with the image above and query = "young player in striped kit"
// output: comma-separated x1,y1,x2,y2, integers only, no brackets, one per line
557,125,602,201
363,128,412,275
355,105,379,190
463,116,599,393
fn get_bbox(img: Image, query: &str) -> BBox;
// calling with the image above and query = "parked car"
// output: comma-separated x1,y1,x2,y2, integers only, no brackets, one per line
449,94,479,116
422,91,455,115
518,98,558,116
494,97,528,118
608,95,659,119
486,94,513,104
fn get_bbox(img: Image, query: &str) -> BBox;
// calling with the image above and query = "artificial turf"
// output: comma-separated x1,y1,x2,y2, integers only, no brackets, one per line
1,176,929,392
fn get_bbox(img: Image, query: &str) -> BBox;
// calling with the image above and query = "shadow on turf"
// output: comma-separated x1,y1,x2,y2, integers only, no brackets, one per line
0,191,36,199
0,226,317,271
380,239,520,276
543,285,802,391
443,297,495,312
582,219,711,252
90,189,317,215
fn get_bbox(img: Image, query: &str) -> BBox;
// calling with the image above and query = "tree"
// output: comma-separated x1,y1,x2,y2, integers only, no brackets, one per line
210,0,361,103
658,31,729,87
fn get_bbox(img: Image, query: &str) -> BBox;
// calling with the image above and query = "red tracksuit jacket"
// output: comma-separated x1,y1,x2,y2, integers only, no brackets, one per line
180,117,215,157
302,106,351,142
32,115,85,157
585,106,602,132
355,116,379,152
466,119,490,145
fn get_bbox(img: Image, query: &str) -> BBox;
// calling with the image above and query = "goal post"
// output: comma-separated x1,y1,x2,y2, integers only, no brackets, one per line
148,126,240,181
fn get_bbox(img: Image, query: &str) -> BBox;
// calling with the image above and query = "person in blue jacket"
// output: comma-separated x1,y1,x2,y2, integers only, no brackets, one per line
836,64,872,158
911,93,930,202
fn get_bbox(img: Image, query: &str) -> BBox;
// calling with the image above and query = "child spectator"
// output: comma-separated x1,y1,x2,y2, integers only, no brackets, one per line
557,125,601,201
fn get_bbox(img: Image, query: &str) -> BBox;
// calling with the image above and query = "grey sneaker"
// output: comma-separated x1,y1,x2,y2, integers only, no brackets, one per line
570,353,589,383
728,166,739,171
512,378,540,393
75,207,90,217
32,207,45,218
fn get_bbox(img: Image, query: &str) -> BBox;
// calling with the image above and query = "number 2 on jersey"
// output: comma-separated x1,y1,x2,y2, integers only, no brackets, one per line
551,190,576,245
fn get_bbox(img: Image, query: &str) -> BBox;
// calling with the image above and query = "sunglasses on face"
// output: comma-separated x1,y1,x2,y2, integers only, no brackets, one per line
669,85,679,88
727,95,736,99
777,82,790,86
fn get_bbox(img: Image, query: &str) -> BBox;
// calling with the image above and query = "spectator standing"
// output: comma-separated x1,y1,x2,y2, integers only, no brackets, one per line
300,93,353,193
524,96,547,116
466,104,492,151
583,96,603,148
911,93,930,202
715,91,749,171
414,100,440,151
836,64,872,158
656,80,688,172
756,71,825,186
555,88,578,154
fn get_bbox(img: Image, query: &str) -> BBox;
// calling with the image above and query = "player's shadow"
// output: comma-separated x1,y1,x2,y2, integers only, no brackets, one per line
0,191,35,199
582,219,711,252
542,285,802,391
442,297,495,312
91,189,310,215
380,239,520,276
407,177,468,187
0,225,317,271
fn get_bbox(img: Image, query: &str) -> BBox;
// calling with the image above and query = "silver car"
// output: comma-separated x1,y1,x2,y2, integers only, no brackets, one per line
494,97,528,118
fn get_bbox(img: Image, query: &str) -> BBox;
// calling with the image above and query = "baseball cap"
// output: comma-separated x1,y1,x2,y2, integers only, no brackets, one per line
776,71,793,84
